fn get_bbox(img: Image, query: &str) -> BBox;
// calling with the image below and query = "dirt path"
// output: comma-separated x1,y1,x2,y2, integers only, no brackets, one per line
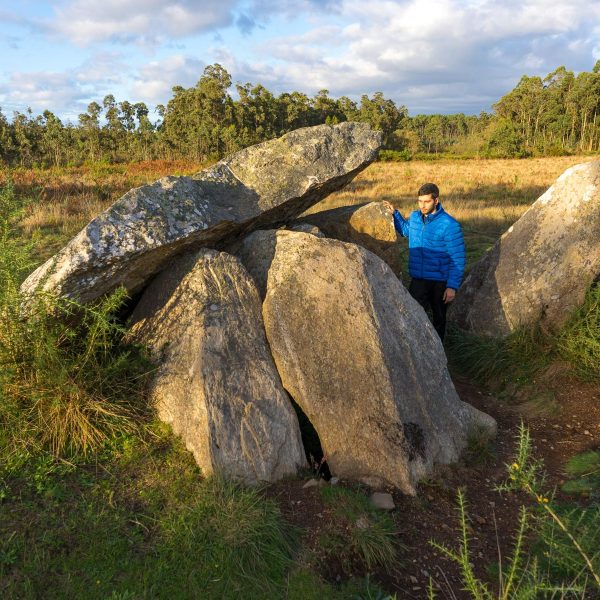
268,374,600,598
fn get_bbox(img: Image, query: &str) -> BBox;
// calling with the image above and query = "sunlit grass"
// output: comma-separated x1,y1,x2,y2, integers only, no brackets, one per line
308,155,596,239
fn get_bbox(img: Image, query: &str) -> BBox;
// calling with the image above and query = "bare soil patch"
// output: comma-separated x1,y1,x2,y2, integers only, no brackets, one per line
267,374,600,598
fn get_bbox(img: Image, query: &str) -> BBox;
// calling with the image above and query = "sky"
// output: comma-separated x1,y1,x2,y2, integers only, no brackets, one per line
0,0,599,122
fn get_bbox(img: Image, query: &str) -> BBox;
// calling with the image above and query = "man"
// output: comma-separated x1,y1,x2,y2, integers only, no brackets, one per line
383,183,465,342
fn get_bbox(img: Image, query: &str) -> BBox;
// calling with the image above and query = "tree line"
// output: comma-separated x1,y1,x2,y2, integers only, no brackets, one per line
1,61,599,168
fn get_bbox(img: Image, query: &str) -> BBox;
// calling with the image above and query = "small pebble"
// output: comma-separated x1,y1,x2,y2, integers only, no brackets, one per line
369,492,395,510
302,479,319,489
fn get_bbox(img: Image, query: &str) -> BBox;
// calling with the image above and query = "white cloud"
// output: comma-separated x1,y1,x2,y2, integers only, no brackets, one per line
130,54,205,103
231,0,600,113
0,53,132,120
0,71,87,117
48,0,237,45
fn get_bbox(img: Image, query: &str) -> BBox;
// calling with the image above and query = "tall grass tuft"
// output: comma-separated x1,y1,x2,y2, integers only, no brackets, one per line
319,486,398,572
445,324,550,386
447,282,600,387
557,284,600,381
0,180,150,465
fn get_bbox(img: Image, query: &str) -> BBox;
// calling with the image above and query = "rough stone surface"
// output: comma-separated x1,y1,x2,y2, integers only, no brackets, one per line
287,222,325,237
234,230,279,299
369,492,395,510
237,230,495,494
296,202,404,278
21,122,382,303
127,248,306,484
450,161,600,336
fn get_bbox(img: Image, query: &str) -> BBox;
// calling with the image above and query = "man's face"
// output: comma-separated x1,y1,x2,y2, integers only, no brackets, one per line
418,194,439,215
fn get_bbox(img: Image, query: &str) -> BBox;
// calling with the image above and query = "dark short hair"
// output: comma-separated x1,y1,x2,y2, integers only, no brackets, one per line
418,183,439,199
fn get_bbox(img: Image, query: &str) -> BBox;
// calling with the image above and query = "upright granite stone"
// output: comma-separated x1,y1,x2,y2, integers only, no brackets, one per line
128,249,306,484
451,161,600,337
237,230,495,494
295,202,404,278
21,123,382,304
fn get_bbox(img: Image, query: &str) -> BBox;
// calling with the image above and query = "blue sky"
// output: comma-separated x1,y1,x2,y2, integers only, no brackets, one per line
0,0,598,122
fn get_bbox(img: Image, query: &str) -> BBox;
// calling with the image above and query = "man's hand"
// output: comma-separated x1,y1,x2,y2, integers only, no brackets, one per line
443,288,456,303
382,201,395,215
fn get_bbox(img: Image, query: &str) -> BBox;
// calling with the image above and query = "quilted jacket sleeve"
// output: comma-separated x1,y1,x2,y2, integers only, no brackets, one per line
392,210,410,237
444,219,466,290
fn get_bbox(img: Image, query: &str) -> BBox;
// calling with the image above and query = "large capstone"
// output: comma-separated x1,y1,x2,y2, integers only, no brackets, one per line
450,161,600,336
127,249,306,484
236,230,496,494
21,122,382,304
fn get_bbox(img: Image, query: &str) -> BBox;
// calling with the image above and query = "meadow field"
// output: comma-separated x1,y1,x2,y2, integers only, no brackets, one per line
1,155,599,599
4,154,595,265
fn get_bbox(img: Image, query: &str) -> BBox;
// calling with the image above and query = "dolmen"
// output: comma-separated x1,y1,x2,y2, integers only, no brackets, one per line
22,122,496,494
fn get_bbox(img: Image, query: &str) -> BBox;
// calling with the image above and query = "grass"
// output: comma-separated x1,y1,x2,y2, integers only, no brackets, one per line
463,425,497,467
0,429,295,599
561,451,600,497
0,426,398,599
0,179,151,462
1,159,206,262
445,280,600,392
318,486,399,572
557,283,600,382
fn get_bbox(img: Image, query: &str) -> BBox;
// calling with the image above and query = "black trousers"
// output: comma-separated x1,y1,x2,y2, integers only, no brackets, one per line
408,278,448,342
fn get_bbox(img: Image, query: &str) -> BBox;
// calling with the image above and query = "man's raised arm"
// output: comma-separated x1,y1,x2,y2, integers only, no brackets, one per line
382,201,409,237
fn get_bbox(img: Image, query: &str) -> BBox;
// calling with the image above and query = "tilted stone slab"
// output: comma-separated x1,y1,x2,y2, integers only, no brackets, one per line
295,202,404,278
127,249,306,484
21,122,382,304
237,230,495,494
450,161,600,337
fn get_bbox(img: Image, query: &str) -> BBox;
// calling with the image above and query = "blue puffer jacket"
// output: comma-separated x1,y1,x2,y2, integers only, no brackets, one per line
392,203,466,290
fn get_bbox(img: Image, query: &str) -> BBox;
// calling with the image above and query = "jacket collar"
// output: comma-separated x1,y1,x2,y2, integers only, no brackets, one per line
421,202,445,223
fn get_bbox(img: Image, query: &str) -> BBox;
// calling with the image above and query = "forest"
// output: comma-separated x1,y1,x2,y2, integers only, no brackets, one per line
1,61,600,167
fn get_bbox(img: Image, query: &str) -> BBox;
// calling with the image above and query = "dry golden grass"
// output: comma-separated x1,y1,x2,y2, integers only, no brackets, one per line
309,155,597,263
2,160,206,260
4,155,596,264
312,155,596,227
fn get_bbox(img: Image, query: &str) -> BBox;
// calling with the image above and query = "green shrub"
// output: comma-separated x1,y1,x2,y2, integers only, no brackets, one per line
0,180,150,464
378,149,412,162
430,423,600,598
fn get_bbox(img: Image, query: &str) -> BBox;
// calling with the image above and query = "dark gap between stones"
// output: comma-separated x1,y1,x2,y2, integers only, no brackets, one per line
288,395,331,480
